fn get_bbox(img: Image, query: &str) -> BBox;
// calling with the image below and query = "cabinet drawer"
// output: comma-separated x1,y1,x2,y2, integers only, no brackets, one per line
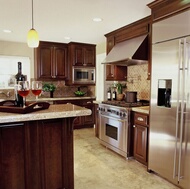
134,113,149,126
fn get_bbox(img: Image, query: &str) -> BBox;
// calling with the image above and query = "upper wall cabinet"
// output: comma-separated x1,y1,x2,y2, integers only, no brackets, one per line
147,0,190,22
65,42,96,86
105,16,151,81
34,41,68,80
68,42,96,67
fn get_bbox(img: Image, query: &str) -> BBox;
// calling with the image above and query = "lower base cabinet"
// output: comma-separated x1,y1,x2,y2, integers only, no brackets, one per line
54,99,95,129
0,118,74,189
133,112,149,165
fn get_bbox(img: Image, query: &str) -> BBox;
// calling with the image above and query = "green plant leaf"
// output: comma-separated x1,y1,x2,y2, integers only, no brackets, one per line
42,83,56,92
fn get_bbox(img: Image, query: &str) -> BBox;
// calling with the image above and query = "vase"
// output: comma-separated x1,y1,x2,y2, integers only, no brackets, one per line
50,91,54,98
117,94,124,101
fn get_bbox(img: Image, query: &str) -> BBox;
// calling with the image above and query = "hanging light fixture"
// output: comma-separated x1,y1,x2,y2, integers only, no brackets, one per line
27,0,39,48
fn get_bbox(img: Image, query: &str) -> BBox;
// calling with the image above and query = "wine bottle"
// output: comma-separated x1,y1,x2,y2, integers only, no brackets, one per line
15,62,25,107
112,88,117,100
107,87,111,101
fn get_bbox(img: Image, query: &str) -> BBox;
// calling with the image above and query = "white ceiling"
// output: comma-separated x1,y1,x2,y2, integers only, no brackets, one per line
0,0,153,45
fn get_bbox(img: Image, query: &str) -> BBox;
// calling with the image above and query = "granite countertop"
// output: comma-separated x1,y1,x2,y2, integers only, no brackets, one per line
132,106,149,114
37,96,96,101
93,100,102,104
0,104,91,124
0,96,96,102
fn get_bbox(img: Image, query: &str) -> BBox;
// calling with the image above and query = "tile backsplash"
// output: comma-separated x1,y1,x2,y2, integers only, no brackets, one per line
0,80,95,100
126,64,150,100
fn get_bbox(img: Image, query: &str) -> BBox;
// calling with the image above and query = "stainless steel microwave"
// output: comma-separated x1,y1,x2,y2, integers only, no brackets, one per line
73,67,95,84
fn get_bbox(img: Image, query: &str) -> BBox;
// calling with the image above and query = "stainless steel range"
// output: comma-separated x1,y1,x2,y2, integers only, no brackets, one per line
98,101,149,158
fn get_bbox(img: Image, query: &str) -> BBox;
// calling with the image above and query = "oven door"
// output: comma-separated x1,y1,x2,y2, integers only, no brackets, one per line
99,114,127,154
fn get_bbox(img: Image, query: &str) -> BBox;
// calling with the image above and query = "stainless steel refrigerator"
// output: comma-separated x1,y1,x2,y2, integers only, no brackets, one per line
148,9,190,189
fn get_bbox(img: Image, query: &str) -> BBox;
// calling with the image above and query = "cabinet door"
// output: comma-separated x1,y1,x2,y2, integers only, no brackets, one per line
83,103,95,126
106,65,127,81
70,44,95,66
35,42,68,80
37,45,53,79
53,46,68,79
106,65,115,80
0,123,28,189
83,46,95,66
73,45,83,66
134,124,148,165
39,119,64,189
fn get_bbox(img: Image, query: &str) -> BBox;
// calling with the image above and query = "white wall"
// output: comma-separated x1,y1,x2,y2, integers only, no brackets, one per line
0,41,34,77
96,53,106,101
0,56,30,88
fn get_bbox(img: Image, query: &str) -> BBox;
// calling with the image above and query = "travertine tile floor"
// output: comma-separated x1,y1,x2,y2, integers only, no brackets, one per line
74,128,180,189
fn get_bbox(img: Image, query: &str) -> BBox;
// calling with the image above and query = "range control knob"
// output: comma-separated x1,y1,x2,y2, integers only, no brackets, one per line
122,113,126,117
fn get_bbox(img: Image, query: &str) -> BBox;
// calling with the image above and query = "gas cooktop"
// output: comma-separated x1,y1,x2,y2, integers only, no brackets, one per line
101,100,149,108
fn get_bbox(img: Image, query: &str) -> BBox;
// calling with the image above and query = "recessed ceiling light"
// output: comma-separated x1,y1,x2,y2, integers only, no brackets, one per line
3,29,12,33
93,18,102,22
64,36,71,40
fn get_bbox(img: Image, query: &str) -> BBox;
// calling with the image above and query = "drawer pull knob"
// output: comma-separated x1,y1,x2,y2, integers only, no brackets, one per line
133,125,136,128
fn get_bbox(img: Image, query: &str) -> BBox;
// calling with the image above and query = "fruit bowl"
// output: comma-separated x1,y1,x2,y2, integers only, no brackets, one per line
74,91,86,97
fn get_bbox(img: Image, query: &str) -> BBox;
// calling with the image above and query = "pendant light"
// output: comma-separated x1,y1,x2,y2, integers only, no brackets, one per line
27,0,39,48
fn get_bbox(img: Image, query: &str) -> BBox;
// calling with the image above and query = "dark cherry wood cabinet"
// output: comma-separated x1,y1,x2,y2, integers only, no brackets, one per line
105,16,151,80
66,42,96,85
147,0,190,22
54,99,95,129
68,42,96,67
0,123,27,189
81,100,95,128
35,41,68,80
106,64,127,81
0,118,74,189
133,112,149,165
105,36,127,81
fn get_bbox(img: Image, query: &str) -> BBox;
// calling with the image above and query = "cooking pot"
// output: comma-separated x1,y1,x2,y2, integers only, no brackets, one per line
125,91,137,103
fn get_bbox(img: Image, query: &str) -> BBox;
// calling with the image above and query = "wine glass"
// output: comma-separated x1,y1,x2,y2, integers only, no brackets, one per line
18,81,30,108
31,81,42,101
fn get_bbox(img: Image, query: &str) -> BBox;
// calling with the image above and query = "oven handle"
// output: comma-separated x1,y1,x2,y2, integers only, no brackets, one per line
99,114,126,122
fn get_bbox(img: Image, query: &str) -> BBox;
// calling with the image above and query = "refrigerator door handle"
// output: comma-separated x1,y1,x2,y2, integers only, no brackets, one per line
173,39,182,179
177,38,187,182
173,38,187,181
178,102,186,181
173,102,180,179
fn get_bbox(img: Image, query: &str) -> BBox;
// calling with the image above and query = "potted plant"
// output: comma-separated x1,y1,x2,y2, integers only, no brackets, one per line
42,83,56,98
116,83,124,101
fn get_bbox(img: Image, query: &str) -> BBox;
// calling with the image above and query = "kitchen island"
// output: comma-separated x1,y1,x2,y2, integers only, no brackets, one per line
0,103,91,189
